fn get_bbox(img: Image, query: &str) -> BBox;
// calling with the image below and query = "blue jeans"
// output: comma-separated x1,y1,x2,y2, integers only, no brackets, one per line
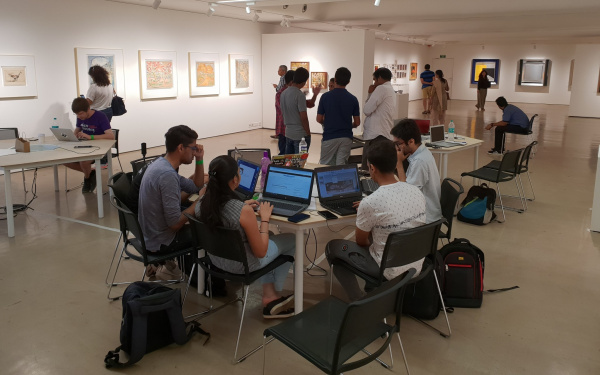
248,233,295,291
100,107,113,123
285,135,311,155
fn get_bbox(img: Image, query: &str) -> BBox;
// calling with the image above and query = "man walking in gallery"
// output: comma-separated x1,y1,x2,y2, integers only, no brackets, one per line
485,96,529,154
420,64,435,114
274,70,295,155
361,67,395,170
316,67,360,165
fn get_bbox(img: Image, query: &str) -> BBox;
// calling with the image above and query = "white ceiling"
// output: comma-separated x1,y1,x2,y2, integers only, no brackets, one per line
110,0,600,45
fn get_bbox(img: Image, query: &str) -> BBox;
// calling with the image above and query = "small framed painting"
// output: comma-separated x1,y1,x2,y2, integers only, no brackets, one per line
518,59,550,87
229,54,253,94
410,63,418,80
75,48,125,98
471,59,500,85
311,72,328,90
290,61,310,88
0,55,37,98
189,52,220,97
139,50,178,99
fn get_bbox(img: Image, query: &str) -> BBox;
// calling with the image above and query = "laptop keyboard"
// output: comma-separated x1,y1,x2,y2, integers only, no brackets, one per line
325,199,357,209
261,199,303,212
361,179,379,195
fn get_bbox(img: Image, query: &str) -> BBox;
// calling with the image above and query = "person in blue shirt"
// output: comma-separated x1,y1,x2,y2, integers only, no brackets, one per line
420,64,435,114
485,96,529,154
316,67,360,165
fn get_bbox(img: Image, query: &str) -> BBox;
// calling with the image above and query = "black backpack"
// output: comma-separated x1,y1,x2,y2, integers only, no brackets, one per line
457,183,497,225
104,282,209,368
402,252,444,320
111,95,127,116
439,239,485,308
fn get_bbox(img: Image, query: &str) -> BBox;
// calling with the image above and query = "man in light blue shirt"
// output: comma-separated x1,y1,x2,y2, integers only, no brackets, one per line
485,96,529,154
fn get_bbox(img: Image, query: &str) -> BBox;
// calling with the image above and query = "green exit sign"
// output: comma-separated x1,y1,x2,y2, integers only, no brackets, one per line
440,55,446,58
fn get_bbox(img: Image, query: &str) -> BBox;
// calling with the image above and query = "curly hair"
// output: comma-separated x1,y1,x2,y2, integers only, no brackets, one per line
88,65,111,87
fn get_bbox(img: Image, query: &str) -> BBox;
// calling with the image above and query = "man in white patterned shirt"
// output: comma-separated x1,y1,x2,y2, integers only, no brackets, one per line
326,139,426,301
361,68,396,170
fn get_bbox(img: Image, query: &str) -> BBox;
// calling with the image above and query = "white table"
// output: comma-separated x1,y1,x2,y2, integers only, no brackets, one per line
0,137,115,237
428,135,484,180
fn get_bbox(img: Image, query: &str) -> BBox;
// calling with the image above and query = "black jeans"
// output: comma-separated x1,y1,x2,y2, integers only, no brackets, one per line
494,124,527,151
157,224,193,254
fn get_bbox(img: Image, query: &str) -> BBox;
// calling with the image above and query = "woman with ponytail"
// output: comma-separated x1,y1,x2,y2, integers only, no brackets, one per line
430,69,450,126
195,155,296,318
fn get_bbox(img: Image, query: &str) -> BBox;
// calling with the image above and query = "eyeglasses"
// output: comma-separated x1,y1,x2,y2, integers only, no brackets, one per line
185,145,199,151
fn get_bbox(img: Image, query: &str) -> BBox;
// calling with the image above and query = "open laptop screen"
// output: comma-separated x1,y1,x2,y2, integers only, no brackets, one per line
430,125,445,142
264,166,313,201
315,165,361,199
237,159,260,195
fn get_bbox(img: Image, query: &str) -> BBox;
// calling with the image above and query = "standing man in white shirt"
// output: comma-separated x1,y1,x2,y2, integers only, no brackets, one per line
361,68,396,170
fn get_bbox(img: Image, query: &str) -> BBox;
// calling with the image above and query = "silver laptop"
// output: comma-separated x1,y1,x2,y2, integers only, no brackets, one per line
261,165,314,217
429,125,463,148
50,127,85,142
314,164,362,216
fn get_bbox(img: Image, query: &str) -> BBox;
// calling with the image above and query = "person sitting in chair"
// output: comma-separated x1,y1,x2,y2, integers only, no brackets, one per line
325,139,426,301
195,155,296,318
485,96,529,154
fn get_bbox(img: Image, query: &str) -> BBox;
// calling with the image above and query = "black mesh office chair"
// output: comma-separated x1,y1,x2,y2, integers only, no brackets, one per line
460,149,524,222
263,268,416,375
183,214,294,363
439,178,464,243
130,154,162,176
501,114,538,155
228,148,270,165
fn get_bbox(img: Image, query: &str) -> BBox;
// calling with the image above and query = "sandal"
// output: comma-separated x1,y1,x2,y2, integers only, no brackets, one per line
263,295,294,319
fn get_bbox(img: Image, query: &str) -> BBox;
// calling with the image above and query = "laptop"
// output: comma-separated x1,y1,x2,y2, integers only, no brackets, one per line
50,127,84,142
236,158,260,200
428,125,463,148
261,165,314,217
270,153,309,168
314,164,362,216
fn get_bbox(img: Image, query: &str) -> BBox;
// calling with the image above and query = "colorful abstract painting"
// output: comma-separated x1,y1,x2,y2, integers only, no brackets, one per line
235,59,250,89
195,62,215,87
146,60,174,89
228,54,253,94
410,63,418,80
311,72,328,90
290,61,310,88
471,59,500,84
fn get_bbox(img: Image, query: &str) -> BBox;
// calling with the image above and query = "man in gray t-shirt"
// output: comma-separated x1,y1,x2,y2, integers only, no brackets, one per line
280,67,320,154
138,125,205,253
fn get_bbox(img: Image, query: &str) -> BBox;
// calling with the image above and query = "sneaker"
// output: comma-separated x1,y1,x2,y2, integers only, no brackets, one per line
487,149,503,155
82,177,91,193
263,295,295,319
158,259,182,278
88,170,97,192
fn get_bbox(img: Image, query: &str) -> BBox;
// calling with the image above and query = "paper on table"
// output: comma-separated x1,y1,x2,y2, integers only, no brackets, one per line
0,149,17,157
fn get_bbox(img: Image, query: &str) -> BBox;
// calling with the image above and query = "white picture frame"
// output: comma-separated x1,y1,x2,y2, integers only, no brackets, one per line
139,50,178,100
0,55,37,99
228,54,253,94
189,52,220,97
75,48,125,98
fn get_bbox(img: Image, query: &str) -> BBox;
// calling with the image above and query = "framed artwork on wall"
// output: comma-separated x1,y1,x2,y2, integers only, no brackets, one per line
311,72,328,90
518,59,550,86
471,59,500,85
189,52,219,97
139,50,177,100
410,63,418,80
568,59,574,91
374,64,380,72
290,61,310,88
229,54,253,94
75,48,125,98
0,55,37,98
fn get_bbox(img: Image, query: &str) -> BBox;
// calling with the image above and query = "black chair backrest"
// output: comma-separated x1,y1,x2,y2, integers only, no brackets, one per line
497,149,523,178
228,148,271,165
130,155,161,176
111,128,119,157
334,268,416,373
110,196,149,262
379,220,443,282
440,178,464,237
186,214,250,275
528,114,538,131
107,172,132,204
0,128,18,140
519,141,537,172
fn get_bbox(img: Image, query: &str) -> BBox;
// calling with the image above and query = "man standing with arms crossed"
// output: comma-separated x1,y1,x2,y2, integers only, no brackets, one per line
420,64,435,114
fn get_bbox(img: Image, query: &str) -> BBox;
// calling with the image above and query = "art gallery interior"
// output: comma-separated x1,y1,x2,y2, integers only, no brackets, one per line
1,0,600,374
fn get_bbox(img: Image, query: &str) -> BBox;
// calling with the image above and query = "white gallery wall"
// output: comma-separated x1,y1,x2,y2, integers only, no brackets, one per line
569,44,600,118
0,0,265,152
428,44,575,105
261,30,376,135
373,40,431,101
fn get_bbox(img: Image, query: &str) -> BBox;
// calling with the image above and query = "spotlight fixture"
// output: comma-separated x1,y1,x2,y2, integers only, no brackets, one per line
302,4,307,12
207,3,215,16
385,34,390,41
245,1,254,14
283,5,288,9
280,15,292,28
152,0,161,10
252,10,261,22
374,0,381,6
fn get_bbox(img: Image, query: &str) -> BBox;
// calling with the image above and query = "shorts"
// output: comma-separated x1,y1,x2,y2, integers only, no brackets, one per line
422,86,433,98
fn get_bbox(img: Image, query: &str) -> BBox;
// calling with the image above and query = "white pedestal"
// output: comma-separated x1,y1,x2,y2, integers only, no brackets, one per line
396,93,409,120
591,147,600,232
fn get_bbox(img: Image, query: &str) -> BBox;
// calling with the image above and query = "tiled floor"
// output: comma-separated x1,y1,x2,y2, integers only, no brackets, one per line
1,99,600,374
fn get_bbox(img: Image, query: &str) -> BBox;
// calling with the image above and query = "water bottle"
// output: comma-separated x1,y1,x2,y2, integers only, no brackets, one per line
260,151,271,191
52,117,59,128
299,137,308,154
448,120,455,141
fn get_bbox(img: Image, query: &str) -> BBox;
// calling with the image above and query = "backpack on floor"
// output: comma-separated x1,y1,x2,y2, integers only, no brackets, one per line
439,238,485,308
402,252,444,320
457,183,497,225
104,282,210,368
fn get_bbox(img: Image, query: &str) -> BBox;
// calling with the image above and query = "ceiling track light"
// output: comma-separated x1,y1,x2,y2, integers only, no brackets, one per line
252,10,261,22
280,15,292,28
374,0,381,6
302,4,307,12
152,0,161,10
207,3,215,16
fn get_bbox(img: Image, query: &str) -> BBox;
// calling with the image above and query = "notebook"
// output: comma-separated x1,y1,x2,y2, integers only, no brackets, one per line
50,127,85,142
236,158,260,200
261,165,314,217
314,164,362,216
428,125,463,148
270,153,309,168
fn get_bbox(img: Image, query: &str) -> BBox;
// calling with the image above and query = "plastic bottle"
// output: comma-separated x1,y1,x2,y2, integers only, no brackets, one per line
448,120,455,141
260,151,271,191
52,117,59,128
299,137,308,154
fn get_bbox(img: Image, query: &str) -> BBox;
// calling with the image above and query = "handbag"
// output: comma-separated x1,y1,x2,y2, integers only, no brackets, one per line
111,94,127,116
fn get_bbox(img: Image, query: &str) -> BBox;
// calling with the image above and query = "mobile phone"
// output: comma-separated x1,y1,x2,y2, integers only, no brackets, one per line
80,94,85,98
288,213,310,223
318,210,337,220
74,145,93,148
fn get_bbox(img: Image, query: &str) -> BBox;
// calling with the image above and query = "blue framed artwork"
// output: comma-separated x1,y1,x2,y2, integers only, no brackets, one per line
471,59,500,85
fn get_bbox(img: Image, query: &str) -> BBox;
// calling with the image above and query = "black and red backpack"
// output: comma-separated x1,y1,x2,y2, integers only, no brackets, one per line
439,238,485,308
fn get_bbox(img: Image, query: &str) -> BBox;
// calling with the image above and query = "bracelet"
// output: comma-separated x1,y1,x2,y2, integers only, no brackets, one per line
261,220,269,223
260,231,268,234
196,160,203,165
91,135,94,140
